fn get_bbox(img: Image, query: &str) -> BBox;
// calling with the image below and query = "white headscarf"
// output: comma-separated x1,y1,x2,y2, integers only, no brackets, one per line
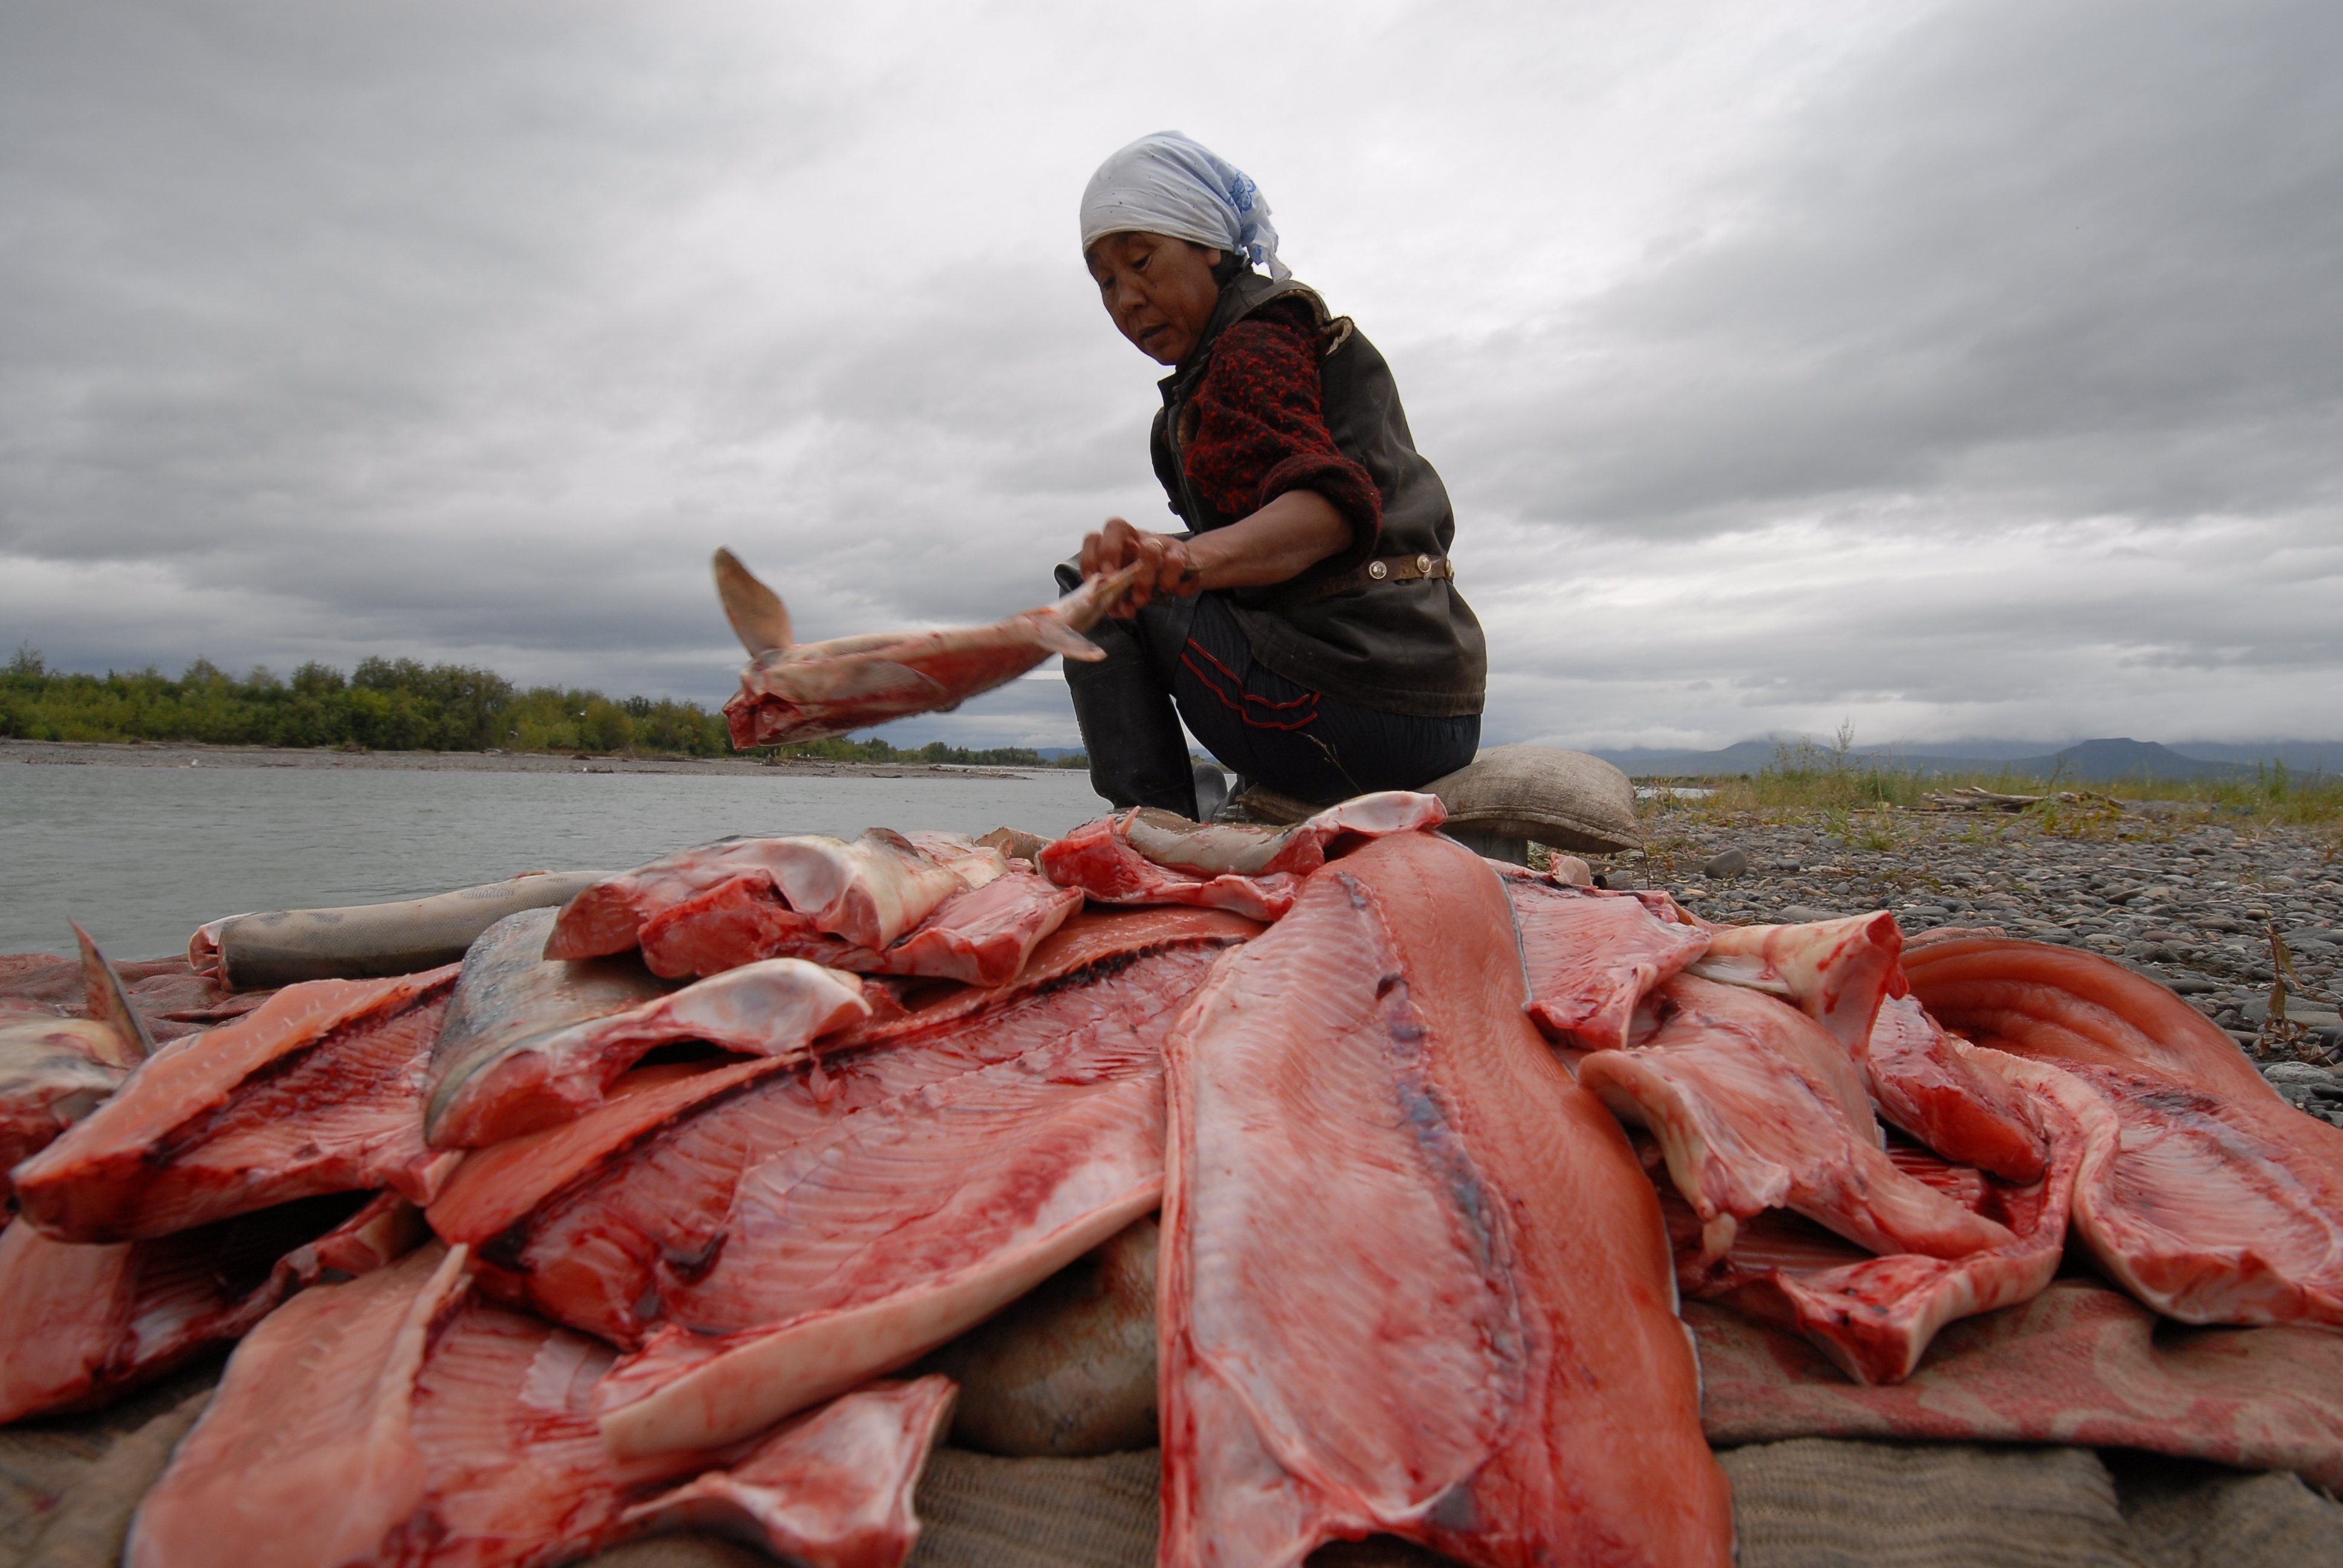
1079,131,1289,283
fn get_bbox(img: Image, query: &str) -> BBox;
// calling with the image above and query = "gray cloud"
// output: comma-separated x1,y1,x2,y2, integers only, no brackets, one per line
1,0,2336,751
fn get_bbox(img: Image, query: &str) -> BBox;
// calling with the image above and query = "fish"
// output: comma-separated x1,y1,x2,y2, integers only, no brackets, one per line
1505,878,1712,1050
637,860,1083,988
12,968,463,1243
590,1012,1165,1457
0,1191,423,1423
126,1242,956,1568
714,547,1144,748
917,1213,1161,1457
1576,973,2016,1264
0,924,153,1199
1904,936,2343,1327
1686,909,1906,1059
1663,1046,2080,1384
545,829,973,961
188,872,607,990
1863,993,2050,1182
1035,790,1449,922
1158,830,1733,1568
428,924,869,1148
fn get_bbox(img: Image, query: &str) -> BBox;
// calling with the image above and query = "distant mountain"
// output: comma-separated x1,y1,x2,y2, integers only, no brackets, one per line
1589,736,2339,781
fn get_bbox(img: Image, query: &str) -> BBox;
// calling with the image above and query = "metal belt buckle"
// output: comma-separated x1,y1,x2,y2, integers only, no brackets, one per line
1368,560,1389,580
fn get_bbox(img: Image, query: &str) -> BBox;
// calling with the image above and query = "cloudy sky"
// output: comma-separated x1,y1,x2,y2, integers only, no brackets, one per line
3,0,2337,751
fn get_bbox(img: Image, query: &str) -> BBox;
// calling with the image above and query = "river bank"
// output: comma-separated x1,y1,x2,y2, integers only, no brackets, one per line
0,737,1064,779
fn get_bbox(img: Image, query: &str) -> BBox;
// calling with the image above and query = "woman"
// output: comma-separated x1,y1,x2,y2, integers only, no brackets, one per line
1064,131,1486,818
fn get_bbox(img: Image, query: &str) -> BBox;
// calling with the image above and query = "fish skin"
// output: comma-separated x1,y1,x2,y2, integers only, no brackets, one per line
546,829,969,962
70,921,155,1064
0,1017,126,1203
425,907,675,1147
429,952,868,1149
715,551,1143,748
638,861,1083,988
1578,974,2016,1265
0,1191,422,1423
188,872,607,990
12,969,462,1243
1159,831,1733,1568
1506,877,1712,1050
1038,791,1448,922
1904,936,2343,1326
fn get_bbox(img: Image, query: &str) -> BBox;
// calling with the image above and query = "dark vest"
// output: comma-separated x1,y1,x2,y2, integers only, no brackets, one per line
1150,273,1487,719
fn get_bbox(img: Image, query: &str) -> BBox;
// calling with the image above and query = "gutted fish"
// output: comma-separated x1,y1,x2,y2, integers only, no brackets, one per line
1507,878,1712,1050
1666,1047,2080,1385
638,860,1082,988
1576,973,2015,1263
715,548,1142,747
1689,910,1905,1057
546,829,970,961
13,968,462,1242
1037,791,1447,921
1906,937,2343,1326
188,872,606,990
0,1191,422,1423
591,1014,1164,1457
1159,831,1732,1568
1863,993,2050,1182
127,1240,957,1568
429,942,868,1149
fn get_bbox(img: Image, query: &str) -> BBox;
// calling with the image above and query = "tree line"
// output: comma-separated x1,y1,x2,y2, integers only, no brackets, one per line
0,646,1084,768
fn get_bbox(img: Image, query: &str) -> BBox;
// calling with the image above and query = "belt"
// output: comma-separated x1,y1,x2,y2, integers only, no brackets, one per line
1283,552,1456,605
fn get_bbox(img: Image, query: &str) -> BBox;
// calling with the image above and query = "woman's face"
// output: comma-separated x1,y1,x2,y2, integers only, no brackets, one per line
1086,232,1224,366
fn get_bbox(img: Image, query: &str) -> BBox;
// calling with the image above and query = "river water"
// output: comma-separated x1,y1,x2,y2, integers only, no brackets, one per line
0,763,1110,960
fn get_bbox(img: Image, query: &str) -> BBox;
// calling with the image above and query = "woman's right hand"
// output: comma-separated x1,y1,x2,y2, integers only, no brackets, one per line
1081,517,1199,616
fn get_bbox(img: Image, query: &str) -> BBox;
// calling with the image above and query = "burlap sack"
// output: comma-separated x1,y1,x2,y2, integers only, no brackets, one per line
1422,745,1642,854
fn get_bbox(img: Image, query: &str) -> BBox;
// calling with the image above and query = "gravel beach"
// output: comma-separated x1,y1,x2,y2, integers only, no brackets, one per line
1596,802,2343,1125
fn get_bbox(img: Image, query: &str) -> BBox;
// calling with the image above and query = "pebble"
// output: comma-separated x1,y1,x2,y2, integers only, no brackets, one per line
1585,811,2343,1125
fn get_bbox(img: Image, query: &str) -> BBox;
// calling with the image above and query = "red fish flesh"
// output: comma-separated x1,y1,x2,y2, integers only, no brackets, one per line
1689,910,1904,1058
13,969,462,1242
1906,938,2343,1326
1863,994,2049,1182
1577,974,2015,1263
1037,791,1448,922
0,1191,422,1423
546,829,974,961
1506,878,1711,1050
618,1375,957,1566
638,861,1083,987
1665,1045,2080,1383
429,953,869,1149
1159,831,1732,1568
713,546,1143,747
0,1015,127,1202
127,1242,954,1568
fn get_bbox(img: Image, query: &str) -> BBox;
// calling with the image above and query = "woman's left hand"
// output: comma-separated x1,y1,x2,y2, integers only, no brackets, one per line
1081,491,1351,617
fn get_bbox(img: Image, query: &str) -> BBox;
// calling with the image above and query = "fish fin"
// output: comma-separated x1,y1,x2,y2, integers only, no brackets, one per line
71,920,154,1065
714,549,795,656
1031,623,1108,661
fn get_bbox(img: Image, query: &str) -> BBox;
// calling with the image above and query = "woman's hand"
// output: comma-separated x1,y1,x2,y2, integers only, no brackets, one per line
1081,518,1201,616
1081,492,1351,617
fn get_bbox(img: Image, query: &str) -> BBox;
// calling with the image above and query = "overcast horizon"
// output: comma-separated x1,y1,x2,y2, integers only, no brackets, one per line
4,1,2338,753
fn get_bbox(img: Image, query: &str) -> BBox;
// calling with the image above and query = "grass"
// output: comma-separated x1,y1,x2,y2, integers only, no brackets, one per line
1636,745,2343,849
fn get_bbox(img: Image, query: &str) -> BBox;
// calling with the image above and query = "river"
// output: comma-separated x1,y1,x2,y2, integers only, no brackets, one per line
0,760,1110,959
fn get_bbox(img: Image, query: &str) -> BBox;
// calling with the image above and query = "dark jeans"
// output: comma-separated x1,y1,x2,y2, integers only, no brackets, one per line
1060,580,1481,817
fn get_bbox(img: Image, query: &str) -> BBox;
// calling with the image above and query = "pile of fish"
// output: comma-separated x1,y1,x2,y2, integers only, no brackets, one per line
5,791,2342,1568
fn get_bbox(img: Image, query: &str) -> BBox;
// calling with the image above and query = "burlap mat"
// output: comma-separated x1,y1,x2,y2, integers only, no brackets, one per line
8,1365,2338,1568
